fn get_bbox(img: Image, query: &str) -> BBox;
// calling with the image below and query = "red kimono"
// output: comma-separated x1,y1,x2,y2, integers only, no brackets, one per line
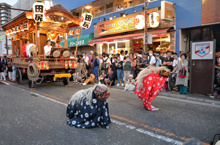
134,72,167,110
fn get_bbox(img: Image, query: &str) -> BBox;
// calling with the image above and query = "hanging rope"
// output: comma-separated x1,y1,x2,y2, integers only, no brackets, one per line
27,63,44,84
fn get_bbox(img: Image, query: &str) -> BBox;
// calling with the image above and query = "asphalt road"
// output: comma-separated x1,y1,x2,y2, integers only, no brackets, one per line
0,80,219,145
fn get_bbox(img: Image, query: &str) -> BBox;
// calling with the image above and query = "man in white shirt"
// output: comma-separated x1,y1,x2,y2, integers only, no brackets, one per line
172,53,179,71
26,40,34,57
120,50,125,61
148,50,156,66
83,52,89,66
44,40,52,57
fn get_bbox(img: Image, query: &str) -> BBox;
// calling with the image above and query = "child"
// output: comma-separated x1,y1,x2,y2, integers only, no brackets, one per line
98,70,106,84
124,74,135,92
12,66,17,81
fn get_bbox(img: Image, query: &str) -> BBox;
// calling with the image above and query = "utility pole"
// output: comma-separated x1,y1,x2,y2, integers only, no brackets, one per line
144,0,150,52
5,34,8,55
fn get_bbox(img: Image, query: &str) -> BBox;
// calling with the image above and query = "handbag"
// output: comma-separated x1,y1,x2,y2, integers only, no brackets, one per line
179,67,186,78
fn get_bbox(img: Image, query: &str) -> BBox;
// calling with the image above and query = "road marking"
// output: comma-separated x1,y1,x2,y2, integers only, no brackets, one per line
3,81,211,145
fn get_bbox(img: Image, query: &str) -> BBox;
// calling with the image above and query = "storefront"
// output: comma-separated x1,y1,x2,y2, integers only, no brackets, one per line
60,33,94,54
90,2,176,54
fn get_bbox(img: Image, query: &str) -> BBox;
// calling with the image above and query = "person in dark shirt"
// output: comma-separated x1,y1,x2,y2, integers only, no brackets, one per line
111,57,117,79
137,52,149,70
163,51,174,71
104,69,115,87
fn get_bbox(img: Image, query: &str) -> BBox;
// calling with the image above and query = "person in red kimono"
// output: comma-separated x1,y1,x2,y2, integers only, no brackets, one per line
134,66,170,111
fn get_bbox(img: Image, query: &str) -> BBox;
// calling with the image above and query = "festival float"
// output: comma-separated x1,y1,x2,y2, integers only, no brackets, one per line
2,2,92,88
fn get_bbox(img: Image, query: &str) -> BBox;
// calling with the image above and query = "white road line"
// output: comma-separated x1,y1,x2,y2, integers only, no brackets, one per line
29,90,182,145
0,81,10,85
111,119,182,145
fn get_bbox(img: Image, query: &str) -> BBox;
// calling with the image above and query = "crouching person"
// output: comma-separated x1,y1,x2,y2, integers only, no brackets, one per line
104,69,115,88
66,84,111,129
82,73,96,85
124,74,135,92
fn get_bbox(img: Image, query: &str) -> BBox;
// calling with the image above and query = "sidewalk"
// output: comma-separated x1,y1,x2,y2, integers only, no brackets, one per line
111,85,220,105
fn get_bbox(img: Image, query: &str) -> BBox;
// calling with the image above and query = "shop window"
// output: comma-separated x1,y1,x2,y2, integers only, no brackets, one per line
94,6,104,17
114,0,142,11
117,41,130,54
109,42,116,54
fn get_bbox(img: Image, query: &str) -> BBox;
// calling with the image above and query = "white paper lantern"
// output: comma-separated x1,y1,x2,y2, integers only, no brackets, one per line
135,14,145,30
33,1,46,22
80,12,93,30
149,12,159,28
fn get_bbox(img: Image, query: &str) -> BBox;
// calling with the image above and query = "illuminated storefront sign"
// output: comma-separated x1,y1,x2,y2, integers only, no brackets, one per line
97,8,158,37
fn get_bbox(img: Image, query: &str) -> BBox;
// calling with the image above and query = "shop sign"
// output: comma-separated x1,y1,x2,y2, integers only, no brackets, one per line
161,1,173,21
69,40,85,47
192,41,213,60
149,12,159,28
152,33,166,37
97,8,158,37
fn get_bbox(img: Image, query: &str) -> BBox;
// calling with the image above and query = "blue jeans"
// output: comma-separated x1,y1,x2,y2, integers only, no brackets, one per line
92,67,99,80
117,69,124,84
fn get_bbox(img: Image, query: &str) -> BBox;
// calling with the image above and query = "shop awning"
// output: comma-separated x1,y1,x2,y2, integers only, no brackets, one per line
60,33,94,47
88,28,171,45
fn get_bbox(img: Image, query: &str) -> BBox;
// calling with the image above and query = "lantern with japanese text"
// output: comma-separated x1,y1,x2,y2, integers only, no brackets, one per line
23,23,28,30
5,30,9,36
20,24,24,31
80,12,93,30
75,28,81,35
33,1,46,22
135,14,145,30
59,33,63,38
149,12,159,28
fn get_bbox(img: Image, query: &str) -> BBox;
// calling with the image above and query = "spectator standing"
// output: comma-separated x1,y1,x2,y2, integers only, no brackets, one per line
163,51,174,71
116,56,124,86
98,54,103,76
172,53,188,94
101,52,111,74
159,52,164,64
125,50,129,57
77,54,85,63
83,52,89,70
2,56,7,77
92,52,99,80
155,53,162,67
88,51,93,65
130,53,137,78
123,56,132,83
172,53,179,70
7,55,13,80
178,51,183,61
148,50,156,66
139,48,143,54
0,60,5,81
215,51,220,88
111,57,117,79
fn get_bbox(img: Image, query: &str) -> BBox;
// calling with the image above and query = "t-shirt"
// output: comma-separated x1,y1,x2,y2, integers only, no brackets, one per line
120,55,124,61
124,61,131,71
117,61,123,69
44,45,52,56
26,43,34,57
172,59,179,67
137,58,149,68
84,56,89,65
148,56,156,65
164,57,174,71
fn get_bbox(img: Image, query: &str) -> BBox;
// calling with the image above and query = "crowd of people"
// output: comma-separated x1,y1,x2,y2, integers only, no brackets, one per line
72,48,190,94
0,55,17,81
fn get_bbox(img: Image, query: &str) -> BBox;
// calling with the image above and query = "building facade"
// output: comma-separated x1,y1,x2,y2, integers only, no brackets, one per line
0,3,12,56
53,0,204,55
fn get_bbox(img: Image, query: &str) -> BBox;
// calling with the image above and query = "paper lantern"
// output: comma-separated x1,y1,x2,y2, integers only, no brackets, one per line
69,30,74,36
20,25,24,31
135,14,145,30
33,1,46,22
149,12,159,28
59,33,63,37
80,12,93,30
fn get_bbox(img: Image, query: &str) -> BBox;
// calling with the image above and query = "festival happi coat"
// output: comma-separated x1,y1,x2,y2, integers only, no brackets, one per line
66,84,111,129
134,67,170,111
